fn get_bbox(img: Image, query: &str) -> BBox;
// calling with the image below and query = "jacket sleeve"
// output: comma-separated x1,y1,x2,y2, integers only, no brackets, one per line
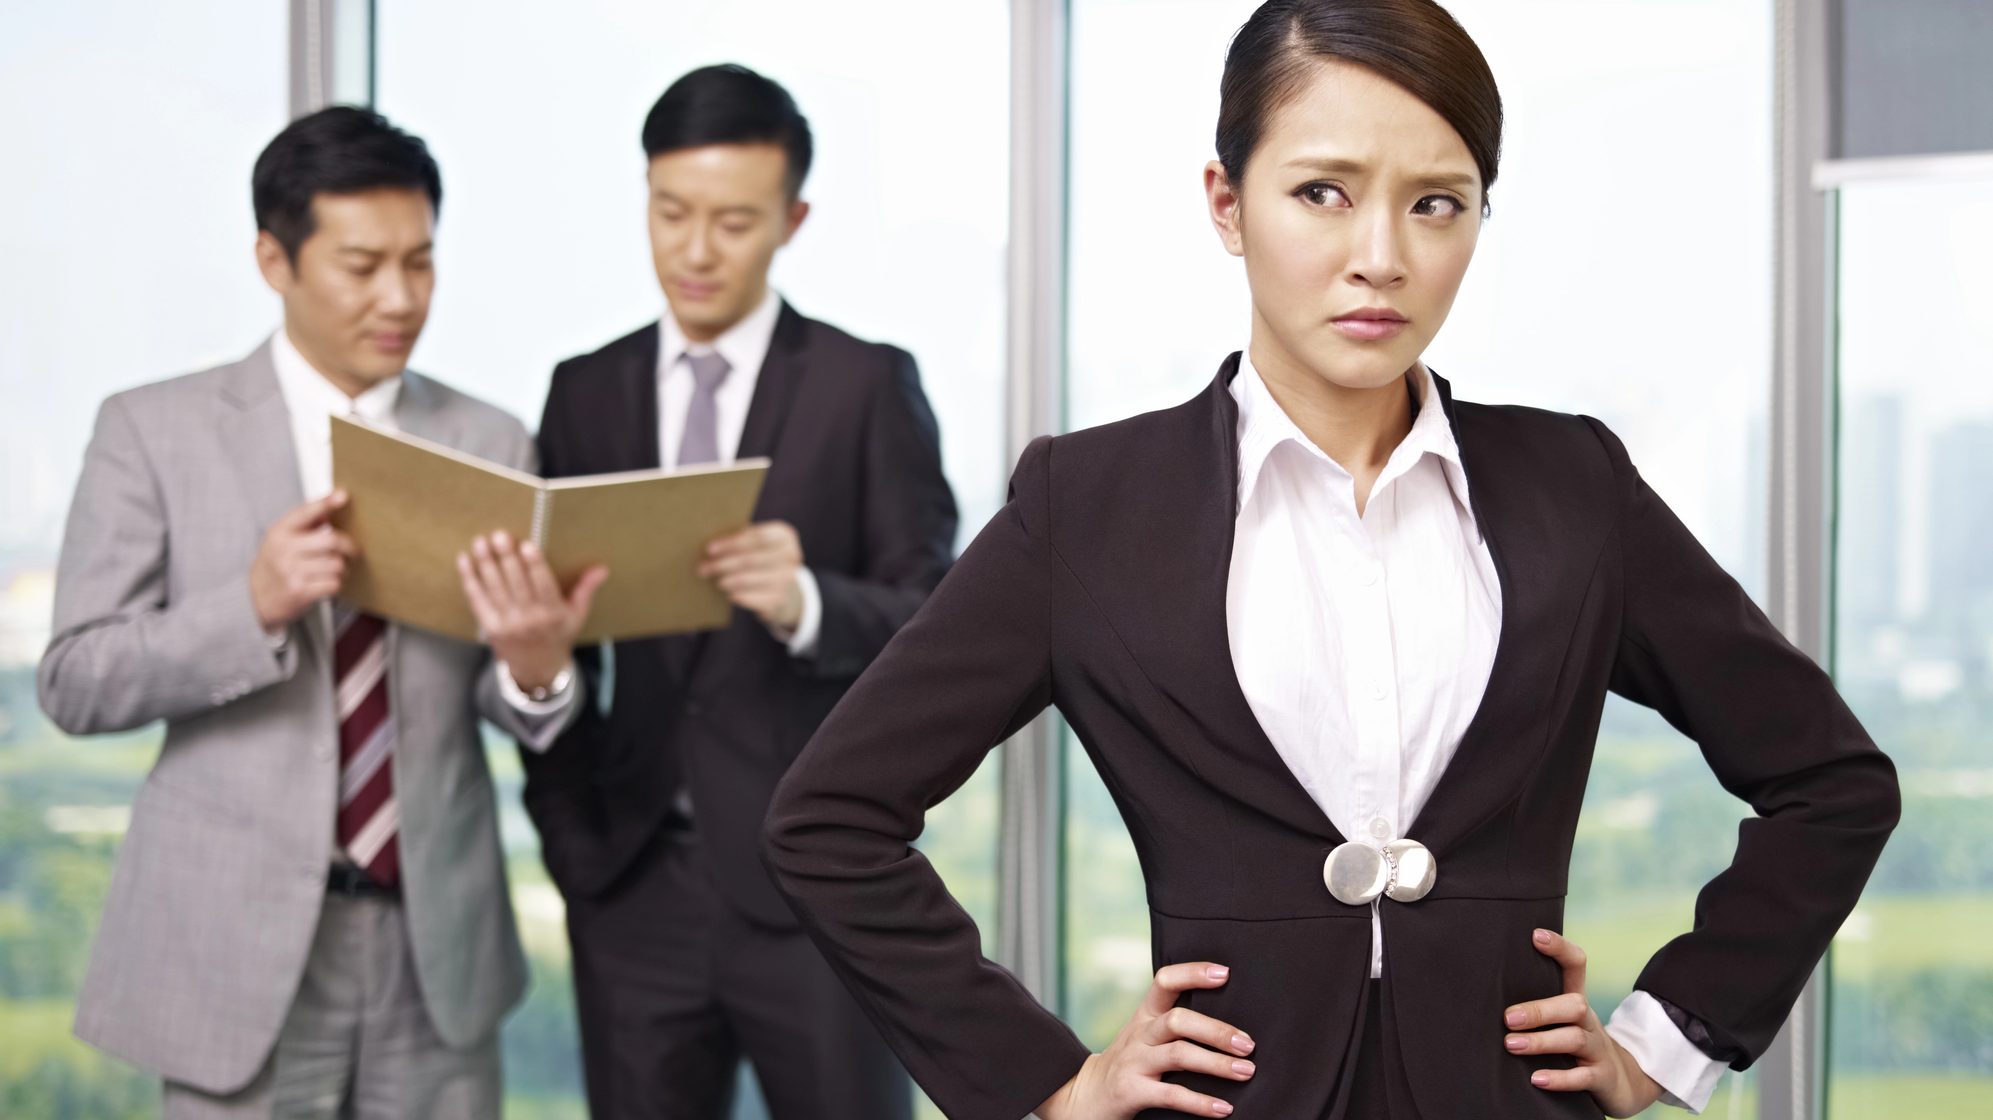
805,347,960,680
38,394,297,734
763,435,1089,1120
1589,417,1900,1068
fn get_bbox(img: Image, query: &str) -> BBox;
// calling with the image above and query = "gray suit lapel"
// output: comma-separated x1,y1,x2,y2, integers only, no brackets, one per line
217,341,332,656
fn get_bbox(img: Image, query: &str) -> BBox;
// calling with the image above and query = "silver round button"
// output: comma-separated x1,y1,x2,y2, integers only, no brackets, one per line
1382,838,1437,902
1323,841,1389,906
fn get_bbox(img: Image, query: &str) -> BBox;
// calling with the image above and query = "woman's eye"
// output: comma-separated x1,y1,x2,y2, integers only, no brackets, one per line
1298,182,1350,208
1414,194,1465,218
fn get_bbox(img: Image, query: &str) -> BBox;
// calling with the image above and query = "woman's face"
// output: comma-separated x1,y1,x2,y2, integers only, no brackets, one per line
1208,58,1483,392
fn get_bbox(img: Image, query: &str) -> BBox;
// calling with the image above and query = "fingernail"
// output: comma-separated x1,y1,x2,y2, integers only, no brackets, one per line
1207,965,1229,981
1531,1072,1549,1087
1232,1034,1254,1054
1211,1103,1233,1117
1231,1060,1255,1076
1534,929,1553,944
1506,1010,1526,1028
1506,1035,1527,1051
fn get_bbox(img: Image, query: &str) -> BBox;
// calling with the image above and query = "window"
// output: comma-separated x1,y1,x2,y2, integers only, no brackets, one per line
0,4,288,1115
1826,173,1993,1118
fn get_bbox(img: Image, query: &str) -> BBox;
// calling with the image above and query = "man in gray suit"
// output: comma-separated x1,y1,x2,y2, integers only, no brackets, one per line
37,106,600,1117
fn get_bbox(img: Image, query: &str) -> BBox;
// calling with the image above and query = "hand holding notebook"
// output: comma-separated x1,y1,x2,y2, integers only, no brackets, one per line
330,414,767,643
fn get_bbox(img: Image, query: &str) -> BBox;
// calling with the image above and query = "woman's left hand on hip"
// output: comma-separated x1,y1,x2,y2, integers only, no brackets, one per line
1501,928,1664,1119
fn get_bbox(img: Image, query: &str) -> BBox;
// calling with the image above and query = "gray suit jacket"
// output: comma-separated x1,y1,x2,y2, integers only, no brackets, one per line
38,341,560,1093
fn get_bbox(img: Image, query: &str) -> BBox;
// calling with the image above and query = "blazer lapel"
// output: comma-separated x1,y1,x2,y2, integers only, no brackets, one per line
217,342,330,656
735,302,807,465
1075,354,1343,842
670,304,809,687
628,325,663,471
1403,375,1611,854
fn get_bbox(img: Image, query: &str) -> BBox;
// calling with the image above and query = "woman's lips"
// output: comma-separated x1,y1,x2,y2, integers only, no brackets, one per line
1331,316,1408,341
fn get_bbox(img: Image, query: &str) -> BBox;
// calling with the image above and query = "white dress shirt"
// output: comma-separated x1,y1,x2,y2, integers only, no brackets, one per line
656,287,821,656
1224,355,1724,1112
268,328,573,750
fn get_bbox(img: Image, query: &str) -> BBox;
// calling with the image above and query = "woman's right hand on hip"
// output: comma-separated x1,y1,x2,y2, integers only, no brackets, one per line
1034,962,1255,1118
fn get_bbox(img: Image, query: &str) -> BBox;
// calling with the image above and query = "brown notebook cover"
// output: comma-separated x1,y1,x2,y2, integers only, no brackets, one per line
330,415,767,643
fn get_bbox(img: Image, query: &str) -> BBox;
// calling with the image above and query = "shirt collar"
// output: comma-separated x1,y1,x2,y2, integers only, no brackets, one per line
658,286,782,383
269,325,402,425
1231,352,1479,531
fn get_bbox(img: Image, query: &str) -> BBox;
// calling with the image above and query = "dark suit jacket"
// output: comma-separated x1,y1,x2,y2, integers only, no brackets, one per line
523,302,958,927
763,355,1900,1120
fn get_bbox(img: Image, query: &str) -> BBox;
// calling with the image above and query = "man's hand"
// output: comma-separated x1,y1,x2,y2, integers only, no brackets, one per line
250,490,359,632
1503,929,1664,1118
1034,963,1253,1119
697,520,805,631
456,531,606,691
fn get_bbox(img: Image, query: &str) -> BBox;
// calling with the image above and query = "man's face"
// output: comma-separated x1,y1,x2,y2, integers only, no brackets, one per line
646,143,808,343
258,187,435,395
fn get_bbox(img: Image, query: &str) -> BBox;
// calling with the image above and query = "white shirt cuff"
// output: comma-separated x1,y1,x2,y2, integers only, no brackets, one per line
496,660,578,752
769,567,821,658
1605,990,1727,1113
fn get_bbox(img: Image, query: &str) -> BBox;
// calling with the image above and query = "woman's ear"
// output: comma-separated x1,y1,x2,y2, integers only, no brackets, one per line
1204,160,1246,258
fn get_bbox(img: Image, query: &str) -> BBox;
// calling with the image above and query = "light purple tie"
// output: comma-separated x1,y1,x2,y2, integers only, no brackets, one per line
676,350,732,467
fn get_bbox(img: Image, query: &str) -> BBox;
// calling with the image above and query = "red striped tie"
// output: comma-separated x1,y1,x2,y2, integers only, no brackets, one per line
333,605,399,886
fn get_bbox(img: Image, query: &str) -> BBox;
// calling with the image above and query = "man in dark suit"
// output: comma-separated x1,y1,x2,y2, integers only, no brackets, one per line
520,65,956,1119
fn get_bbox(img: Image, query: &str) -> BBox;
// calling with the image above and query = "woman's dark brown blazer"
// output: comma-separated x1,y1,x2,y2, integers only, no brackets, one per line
762,355,1900,1119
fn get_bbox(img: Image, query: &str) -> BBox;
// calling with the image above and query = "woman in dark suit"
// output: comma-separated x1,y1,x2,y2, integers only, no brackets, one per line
762,2,1899,1117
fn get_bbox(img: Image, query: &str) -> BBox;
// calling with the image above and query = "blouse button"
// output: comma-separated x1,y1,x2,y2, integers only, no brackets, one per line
1369,816,1391,839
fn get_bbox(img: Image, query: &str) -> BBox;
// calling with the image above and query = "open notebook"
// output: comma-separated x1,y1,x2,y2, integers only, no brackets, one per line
330,415,768,643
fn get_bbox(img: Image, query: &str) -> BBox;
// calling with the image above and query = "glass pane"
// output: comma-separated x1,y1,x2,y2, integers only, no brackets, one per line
0,4,288,1116
1827,174,1993,1118
374,6,1009,1117
1063,5,1770,1114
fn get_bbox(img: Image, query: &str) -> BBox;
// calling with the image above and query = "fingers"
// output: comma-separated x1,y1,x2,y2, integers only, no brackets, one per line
1532,928,1588,995
1530,1063,1599,1093
457,551,498,629
703,521,799,561
470,535,515,610
284,489,348,529
1140,1082,1236,1117
1505,992,1592,1031
1141,963,1233,1017
293,526,359,560
699,548,793,579
1504,1025,1593,1057
713,569,791,602
488,532,534,603
1146,1039,1256,1083
518,539,564,604
1142,1006,1255,1059
566,565,609,619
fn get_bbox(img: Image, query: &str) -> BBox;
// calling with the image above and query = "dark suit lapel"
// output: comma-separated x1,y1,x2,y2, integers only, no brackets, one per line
1076,354,1343,842
627,324,663,471
217,341,330,656
736,302,807,464
681,303,809,687
1403,376,1608,854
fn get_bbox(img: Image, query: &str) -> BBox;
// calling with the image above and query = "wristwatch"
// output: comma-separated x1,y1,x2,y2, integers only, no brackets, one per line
500,660,573,705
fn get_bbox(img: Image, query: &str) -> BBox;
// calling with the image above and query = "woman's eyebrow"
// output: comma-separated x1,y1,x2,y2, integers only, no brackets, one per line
1281,155,1477,192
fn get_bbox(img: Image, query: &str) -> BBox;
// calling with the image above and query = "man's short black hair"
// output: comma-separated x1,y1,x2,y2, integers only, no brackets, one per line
252,106,442,263
642,65,814,197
